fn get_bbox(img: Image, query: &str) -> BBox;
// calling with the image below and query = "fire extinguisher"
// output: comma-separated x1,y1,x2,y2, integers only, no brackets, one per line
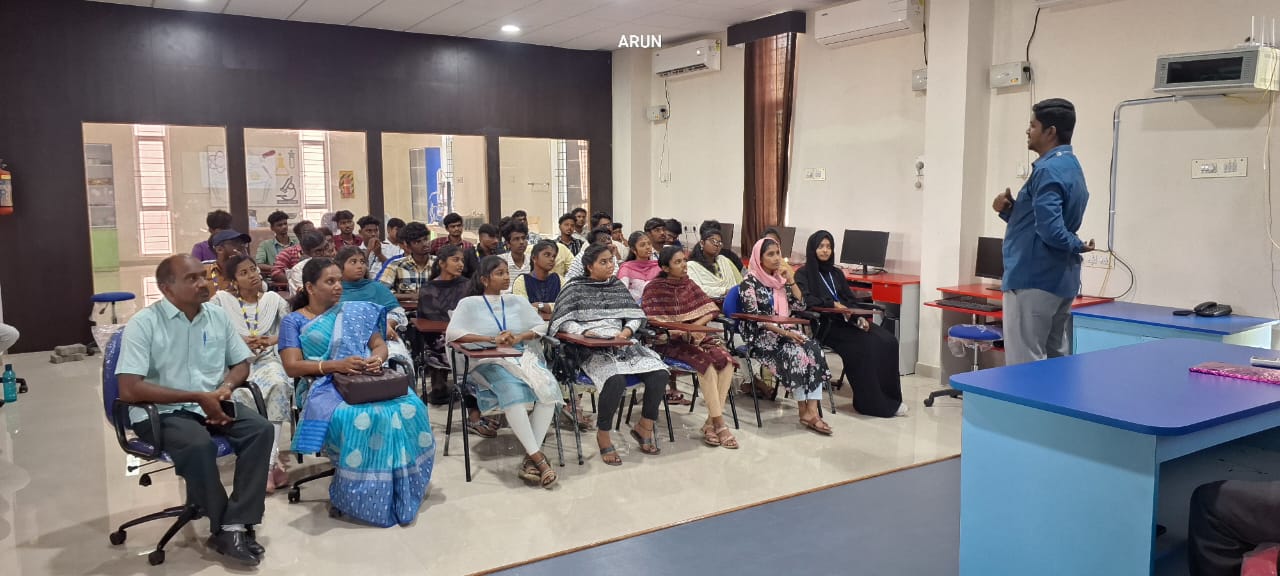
0,160,12,216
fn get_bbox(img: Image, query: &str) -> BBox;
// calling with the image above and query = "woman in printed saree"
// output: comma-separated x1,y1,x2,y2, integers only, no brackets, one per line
278,258,434,527
334,246,414,372
446,256,561,488
641,246,740,449
739,238,835,436
212,254,294,491
550,244,670,466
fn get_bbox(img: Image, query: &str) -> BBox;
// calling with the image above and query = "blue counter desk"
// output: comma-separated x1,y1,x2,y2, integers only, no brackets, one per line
952,339,1280,575
1073,301,1276,354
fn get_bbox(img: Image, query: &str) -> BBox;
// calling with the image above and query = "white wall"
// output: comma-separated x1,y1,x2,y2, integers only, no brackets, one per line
985,0,1280,320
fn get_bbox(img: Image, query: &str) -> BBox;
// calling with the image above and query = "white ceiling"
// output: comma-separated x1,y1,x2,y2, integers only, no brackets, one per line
90,0,841,51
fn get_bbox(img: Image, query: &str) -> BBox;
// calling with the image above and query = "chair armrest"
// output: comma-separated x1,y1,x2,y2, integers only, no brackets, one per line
540,333,563,347
388,356,413,376
730,313,810,326
793,310,821,322
112,399,164,459
234,380,268,417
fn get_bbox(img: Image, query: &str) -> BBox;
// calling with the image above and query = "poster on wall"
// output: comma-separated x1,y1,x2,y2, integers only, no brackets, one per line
338,170,355,199
246,147,301,208
425,147,443,224
203,145,230,205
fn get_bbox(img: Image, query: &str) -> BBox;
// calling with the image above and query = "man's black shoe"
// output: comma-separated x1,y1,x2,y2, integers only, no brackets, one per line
244,528,265,557
207,531,260,566
426,389,452,406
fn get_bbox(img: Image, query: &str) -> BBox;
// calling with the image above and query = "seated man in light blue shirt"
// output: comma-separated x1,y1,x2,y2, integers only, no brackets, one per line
116,254,272,567
992,98,1095,365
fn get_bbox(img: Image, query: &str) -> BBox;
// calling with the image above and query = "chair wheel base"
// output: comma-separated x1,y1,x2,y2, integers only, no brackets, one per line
139,474,152,487
148,549,165,565
328,506,344,519
923,398,934,407
109,530,126,545
287,488,301,503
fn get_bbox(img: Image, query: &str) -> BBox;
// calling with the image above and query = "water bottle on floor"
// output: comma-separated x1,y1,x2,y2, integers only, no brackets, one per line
2,364,17,403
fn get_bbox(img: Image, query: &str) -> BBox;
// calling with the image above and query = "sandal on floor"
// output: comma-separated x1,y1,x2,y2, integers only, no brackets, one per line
665,392,692,406
467,417,501,438
630,428,662,455
530,453,557,488
800,417,833,436
701,424,722,447
599,445,623,466
518,457,541,482
715,426,739,449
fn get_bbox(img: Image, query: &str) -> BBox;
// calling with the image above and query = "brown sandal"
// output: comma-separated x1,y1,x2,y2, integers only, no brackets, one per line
701,424,722,447
518,457,541,482
529,452,557,488
715,426,739,449
800,416,833,436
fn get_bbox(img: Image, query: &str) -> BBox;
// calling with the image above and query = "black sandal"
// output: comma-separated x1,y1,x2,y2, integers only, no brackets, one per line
629,427,661,455
599,445,622,466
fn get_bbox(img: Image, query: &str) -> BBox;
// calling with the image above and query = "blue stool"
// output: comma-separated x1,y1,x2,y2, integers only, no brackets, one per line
92,291,137,324
924,324,1003,407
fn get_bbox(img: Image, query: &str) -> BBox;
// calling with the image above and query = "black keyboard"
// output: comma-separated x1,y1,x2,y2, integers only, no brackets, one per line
937,298,1002,312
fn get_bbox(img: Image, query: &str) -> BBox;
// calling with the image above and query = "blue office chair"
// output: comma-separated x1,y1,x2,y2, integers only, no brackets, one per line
101,330,266,566
723,284,834,427
924,323,1003,407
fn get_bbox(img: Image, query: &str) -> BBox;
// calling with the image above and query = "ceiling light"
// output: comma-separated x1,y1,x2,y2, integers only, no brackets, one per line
501,24,521,33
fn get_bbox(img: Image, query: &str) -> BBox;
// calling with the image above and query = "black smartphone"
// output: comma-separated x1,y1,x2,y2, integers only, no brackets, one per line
462,342,497,351
219,400,238,419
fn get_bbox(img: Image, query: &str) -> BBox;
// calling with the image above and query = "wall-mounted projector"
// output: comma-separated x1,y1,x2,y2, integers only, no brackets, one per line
1154,46,1279,95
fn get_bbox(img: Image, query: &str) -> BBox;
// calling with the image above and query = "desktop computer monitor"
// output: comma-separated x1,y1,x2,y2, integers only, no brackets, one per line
975,237,1004,281
840,230,890,275
777,226,796,259
717,222,735,250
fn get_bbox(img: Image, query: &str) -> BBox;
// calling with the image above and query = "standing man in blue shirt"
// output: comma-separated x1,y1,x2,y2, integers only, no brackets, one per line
993,98,1094,365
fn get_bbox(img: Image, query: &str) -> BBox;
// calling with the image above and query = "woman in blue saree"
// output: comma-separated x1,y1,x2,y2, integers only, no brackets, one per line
278,258,434,527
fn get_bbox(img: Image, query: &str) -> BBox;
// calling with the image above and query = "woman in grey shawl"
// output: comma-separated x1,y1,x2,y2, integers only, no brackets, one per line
549,243,669,466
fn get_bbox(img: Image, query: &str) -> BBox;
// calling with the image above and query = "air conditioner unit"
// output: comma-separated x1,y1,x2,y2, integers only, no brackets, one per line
815,0,923,48
653,39,721,79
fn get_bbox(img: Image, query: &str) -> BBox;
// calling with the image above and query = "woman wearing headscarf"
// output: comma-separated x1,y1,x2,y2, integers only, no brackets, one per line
687,228,744,299
739,237,834,435
796,231,907,417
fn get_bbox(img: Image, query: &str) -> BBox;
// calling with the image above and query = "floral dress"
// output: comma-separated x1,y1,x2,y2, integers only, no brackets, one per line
738,275,831,394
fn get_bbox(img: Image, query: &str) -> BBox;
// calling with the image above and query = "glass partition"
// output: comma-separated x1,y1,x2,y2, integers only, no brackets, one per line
83,122,229,304
498,137,590,237
381,133,487,233
243,129,369,232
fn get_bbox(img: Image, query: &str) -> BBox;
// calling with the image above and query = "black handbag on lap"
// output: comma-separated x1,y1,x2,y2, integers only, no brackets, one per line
332,370,411,404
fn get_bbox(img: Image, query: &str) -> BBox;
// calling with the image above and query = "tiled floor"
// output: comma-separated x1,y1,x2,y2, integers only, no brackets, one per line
0,350,961,575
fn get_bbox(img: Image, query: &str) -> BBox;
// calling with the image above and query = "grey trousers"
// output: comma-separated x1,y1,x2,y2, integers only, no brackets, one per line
134,407,273,532
1002,288,1073,366
1189,480,1280,576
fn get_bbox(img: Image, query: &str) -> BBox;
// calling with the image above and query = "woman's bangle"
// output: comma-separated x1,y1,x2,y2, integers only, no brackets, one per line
317,360,324,375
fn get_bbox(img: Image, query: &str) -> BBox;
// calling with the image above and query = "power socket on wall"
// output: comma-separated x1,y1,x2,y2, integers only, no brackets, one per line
803,168,826,181
1084,251,1114,269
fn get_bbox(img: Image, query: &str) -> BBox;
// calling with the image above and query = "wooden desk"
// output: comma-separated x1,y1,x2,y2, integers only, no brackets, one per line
846,271,920,375
555,332,633,348
647,319,723,333
927,284,1111,320
810,306,875,317
447,341,522,359
413,318,447,333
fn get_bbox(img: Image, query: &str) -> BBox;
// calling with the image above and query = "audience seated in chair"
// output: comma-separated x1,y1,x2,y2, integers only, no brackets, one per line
271,220,316,284
193,209,232,263
279,258,434,527
116,254,273,566
795,230,907,418
740,238,835,435
687,227,744,300
446,256,561,488
642,246,740,449
288,231,336,296
211,254,296,493
334,246,413,371
499,220,533,290
549,243,670,466
255,210,297,277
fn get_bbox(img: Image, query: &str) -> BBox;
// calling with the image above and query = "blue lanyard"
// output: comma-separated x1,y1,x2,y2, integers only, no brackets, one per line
483,295,507,332
819,271,841,302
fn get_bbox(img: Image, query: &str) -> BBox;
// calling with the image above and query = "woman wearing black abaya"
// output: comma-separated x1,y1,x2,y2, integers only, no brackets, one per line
795,230,907,418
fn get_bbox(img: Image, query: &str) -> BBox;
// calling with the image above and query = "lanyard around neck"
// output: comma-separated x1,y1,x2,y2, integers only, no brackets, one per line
483,295,507,332
819,271,841,302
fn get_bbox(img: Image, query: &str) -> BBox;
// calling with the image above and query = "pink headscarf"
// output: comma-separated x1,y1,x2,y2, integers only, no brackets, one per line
746,237,790,317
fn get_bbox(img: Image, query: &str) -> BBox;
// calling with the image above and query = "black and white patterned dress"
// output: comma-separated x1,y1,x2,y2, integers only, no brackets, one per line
739,275,831,394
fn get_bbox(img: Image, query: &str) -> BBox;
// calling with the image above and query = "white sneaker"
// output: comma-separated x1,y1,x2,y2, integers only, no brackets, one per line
895,403,909,417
